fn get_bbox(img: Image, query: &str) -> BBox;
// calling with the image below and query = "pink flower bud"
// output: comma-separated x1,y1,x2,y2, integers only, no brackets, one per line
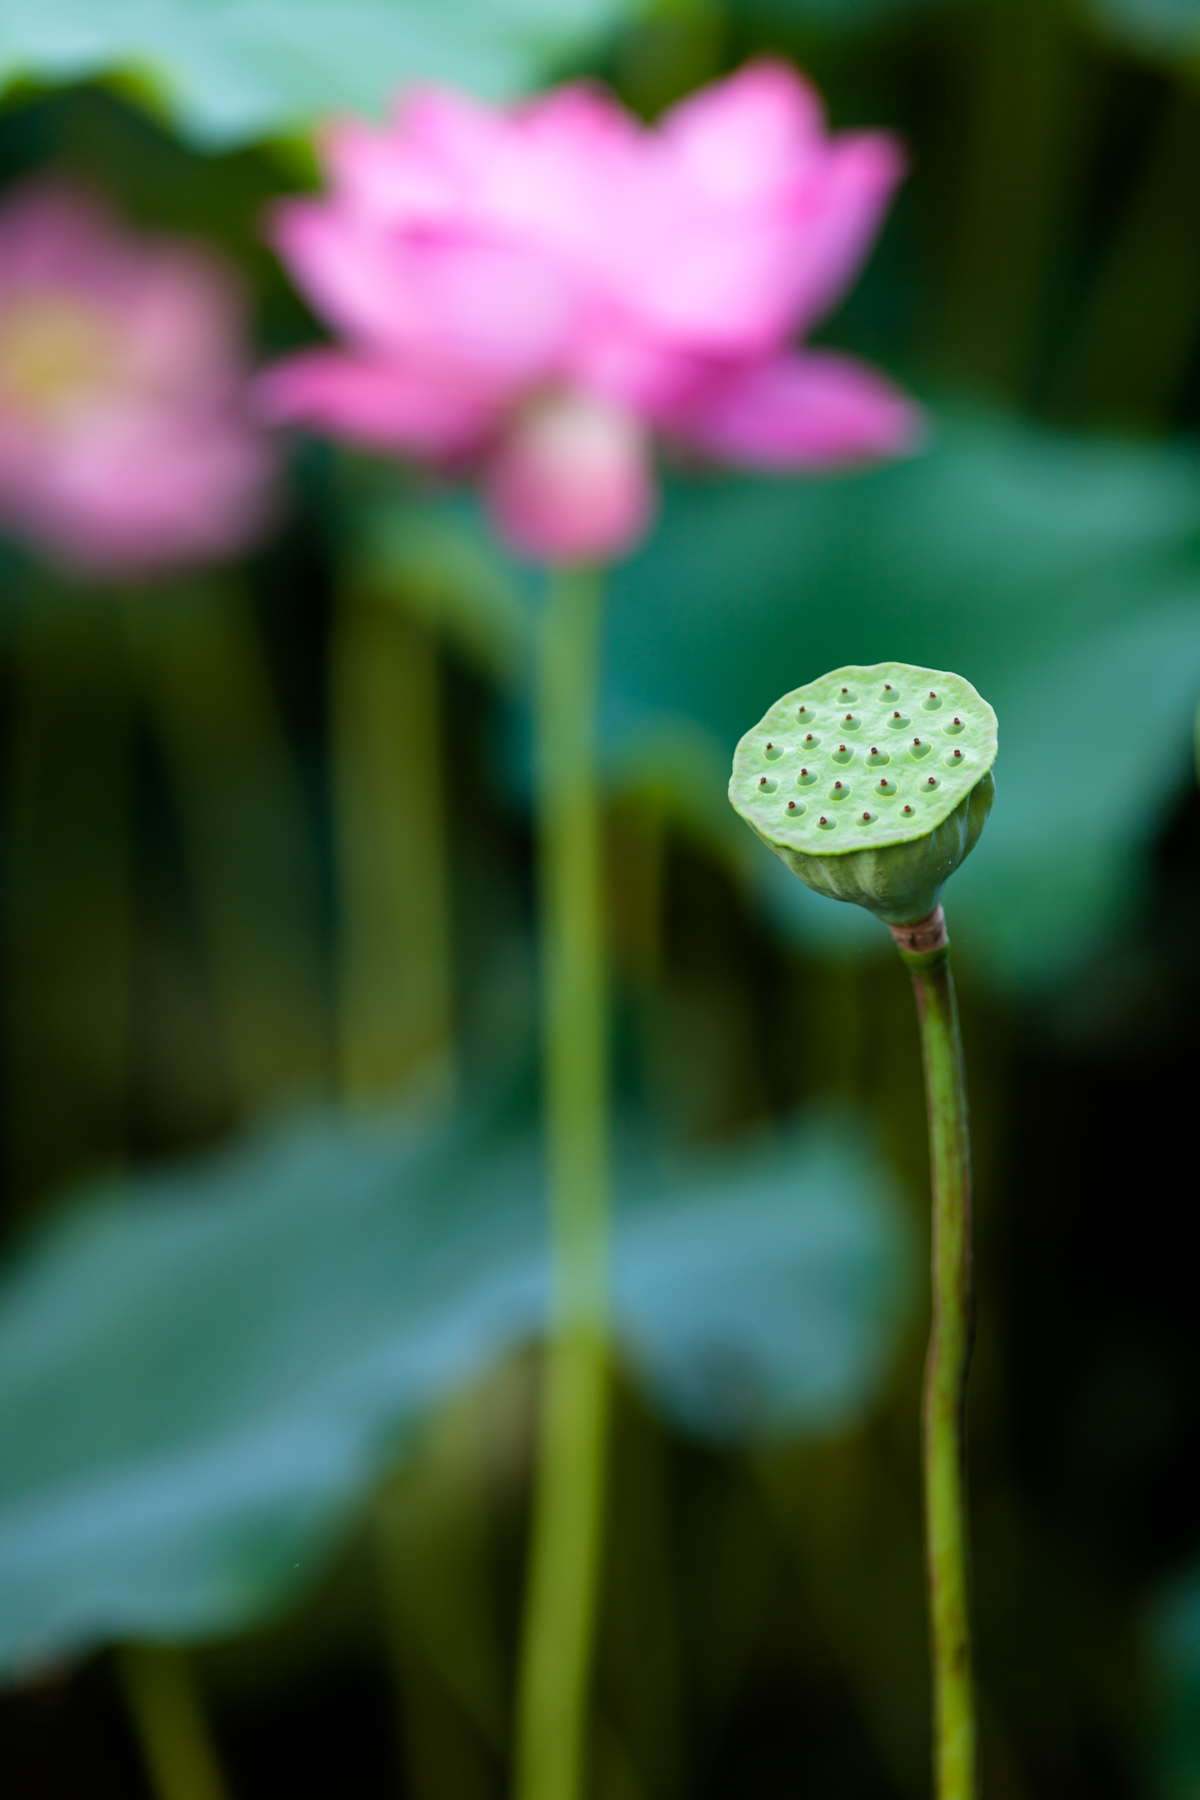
484,392,654,565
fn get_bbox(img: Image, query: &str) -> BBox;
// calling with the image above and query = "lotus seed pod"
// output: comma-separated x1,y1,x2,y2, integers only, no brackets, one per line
728,661,997,926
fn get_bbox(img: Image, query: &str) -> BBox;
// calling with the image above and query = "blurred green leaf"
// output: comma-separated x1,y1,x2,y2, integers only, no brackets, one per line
619,1121,912,1438
0,1105,910,1676
0,0,640,148
1145,1563,1200,1797
733,0,947,27
1086,0,1200,59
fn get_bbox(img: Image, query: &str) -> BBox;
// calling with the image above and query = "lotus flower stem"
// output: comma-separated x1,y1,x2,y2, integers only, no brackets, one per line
515,565,612,1800
893,911,977,1800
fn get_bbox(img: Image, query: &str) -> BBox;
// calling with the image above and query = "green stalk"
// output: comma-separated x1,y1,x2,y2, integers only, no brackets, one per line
125,579,328,1113
376,1388,507,1800
4,585,133,1214
940,0,1078,403
1051,82,1200,429
897,928,977,1800
514,566,611,1800
332,588,455,1106
116,1646,231,1800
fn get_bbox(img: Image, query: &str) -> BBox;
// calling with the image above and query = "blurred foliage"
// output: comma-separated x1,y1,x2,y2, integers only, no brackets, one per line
368,415,1200,984
1089,0,1200,61
1,0,1200,1797
0,0,644,146
1149,1566,1200,1797
0,1105,910,1674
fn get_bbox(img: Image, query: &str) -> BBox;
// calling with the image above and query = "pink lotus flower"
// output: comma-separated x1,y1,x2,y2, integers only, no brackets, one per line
0,182,275,578
260,61,921,565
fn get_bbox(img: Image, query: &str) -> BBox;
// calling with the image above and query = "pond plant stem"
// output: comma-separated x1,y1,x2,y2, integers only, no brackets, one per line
116,1645,231,1800
515,565,611,1800
890,906,977,1800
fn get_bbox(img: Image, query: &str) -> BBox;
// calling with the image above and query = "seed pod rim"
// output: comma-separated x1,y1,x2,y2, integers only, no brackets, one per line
728,659,998,858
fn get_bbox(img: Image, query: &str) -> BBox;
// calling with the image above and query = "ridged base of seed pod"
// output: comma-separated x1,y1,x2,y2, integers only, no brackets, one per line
758,772,994,925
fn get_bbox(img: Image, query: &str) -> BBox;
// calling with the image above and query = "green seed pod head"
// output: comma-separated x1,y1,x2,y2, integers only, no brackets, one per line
729,662,997,925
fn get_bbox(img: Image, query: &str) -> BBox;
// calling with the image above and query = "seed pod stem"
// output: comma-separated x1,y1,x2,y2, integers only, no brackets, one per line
899,925,977,1800
515,565,611,1800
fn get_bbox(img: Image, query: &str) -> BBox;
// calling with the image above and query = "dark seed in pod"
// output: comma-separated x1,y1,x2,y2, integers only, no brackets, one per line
759,777,768,787
927,777,936,786
819,816,828,824
953,749,963,759
862,812,870,821
913,738,922,746
903,805,913,814
800,767,808,777
834,781,843,790
893,711,901,719
787,801,796,811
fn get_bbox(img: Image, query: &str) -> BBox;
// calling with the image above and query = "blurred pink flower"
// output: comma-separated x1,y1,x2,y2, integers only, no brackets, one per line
0,182,274,578
260,61,921,565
